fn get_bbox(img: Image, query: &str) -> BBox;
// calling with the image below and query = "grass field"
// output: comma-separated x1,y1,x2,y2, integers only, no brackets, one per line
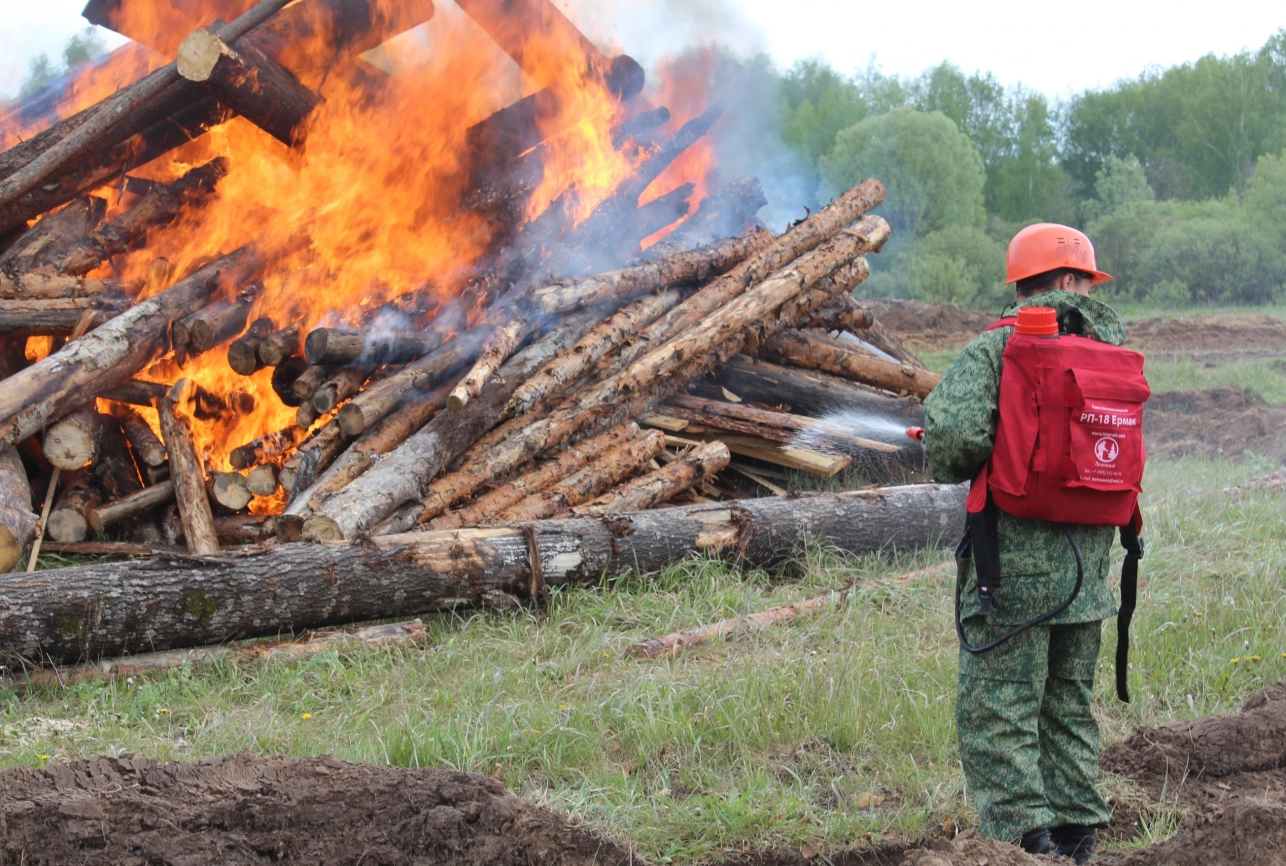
2,314,1284,862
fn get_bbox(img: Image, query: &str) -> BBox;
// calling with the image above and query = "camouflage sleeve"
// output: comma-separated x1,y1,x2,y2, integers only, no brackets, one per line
922,329,1008,484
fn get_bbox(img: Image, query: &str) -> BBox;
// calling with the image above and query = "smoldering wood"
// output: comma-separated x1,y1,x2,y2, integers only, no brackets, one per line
428,423,639,531
0,484,967,663
88,480,177,532
227,316,275,375
303,308,602,540
270,356,309,407
177,28,321,145
102,378,169,407
158,387,220,556
612,107,671,149
290,364,332,402
761,329,942,400
257,323,301,366
638,178,768,261
0,296,130,337
183,285,261,353
304,328,446,367
576,440,730,516
311,366,372,414
110,405,165,471
0,245,263,452
53,159,230,276
88,415,144,504
229,427,306,470
0,196,106,273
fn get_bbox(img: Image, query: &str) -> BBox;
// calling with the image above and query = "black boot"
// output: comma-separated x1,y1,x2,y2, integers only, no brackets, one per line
1050,824,1096,864
1019,826,1053,855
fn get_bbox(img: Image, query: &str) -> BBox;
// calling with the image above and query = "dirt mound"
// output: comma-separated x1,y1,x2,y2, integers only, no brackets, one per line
1126,314,1286,357
0,753,636,866
899,832,1063,866
1100,799,1286,866
1145,385,1286,462
865,300,995,355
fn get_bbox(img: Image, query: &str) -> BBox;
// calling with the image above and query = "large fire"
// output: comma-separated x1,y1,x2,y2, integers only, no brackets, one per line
4,0,718,484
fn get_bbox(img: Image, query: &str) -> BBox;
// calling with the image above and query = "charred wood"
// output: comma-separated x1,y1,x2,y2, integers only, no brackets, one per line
0,296,129,337
290,364,332,402
89,480,176,532
102,378,169,408
270,356,309,407
311,366,372,414
638,177,767,261
257,323,301,367
226,316,275,375
229,427,306,470
0,196,106,274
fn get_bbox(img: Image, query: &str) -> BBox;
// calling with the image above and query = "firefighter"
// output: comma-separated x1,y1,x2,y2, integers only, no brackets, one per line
922,224,1142,863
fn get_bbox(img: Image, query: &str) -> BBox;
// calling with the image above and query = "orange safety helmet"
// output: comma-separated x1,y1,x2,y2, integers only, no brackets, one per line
1005,223,1113,285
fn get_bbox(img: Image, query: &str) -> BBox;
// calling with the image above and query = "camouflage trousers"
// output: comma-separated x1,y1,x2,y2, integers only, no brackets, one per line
957,619,1111,841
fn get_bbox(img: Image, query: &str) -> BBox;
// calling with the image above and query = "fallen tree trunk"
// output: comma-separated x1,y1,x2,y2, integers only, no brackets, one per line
762,329,942,399
52,159,229,276
0,245,263,452
0,484,967,663
576,440,730,516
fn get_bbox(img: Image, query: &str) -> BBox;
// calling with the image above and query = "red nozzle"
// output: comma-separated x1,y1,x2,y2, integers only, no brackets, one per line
906,426,925,442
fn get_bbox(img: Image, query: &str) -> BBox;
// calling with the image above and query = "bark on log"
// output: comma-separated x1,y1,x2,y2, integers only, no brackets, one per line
227,316,276,375
88,480,176,532
705,358,923,425
446,319,525,412
762,329,941,400
862,317,927,371
295,401,321,430
0,445,36,572
311,366,371,414
177,286,260,354
429,423,638,530
257,323,301,366
0,246,262,452
102,378,169,408
279,417,349,494
495,429,665,522
177,28,320,145
661,393,902,455
0,296,129,336
576,440,730,516
792,280,874,333
47,472,103,544
303,308,602,540
215,512,279,546
270,356,309,407
287,380,454,516
0,196,106,273
663,431,850,478
0,484,967,663
52,159,229,276
158,387,220,555
304,328,446,367
111,404,167,470
0,274,126,301
290,364,332,402
507,290,680,417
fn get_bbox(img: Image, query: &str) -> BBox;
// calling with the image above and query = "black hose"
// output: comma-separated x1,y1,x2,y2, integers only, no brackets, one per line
956,526,1085,654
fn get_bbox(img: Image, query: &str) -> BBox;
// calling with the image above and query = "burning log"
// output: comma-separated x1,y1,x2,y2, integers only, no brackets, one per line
612,107,671,149
761,330,942,400
52,159,229,276
429,423,639,530
312,366,372,414
177,28,321,145
227,316,276,375
576,440,730,516
290,365,333,402
102,378,169,407
88,481,176,532
0,445,36,572
46,472,103,544
301,307,603,540
257,324,301,367
295,401,321,429
0,484,968,663
173,283,261,355
638,178,768,261
211,472,254,512
42,409,110,471
245,463,279,497
507,290,681,418
0,196,106,273
0,274,126,301
494,428,665,522
158,384,220,555
270,356,309,407
304,328,446,367
0,296,130,337
0,245,263,452
229,427,306,470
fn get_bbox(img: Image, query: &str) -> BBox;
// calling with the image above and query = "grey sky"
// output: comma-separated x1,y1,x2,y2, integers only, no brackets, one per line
2,0,1282,101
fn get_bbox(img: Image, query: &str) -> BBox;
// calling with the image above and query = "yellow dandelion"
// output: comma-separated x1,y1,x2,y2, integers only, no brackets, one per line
1249,655,1262,662
1230,658,1241,664
159,708,170,713
559,704,570,709
301,713,312,719
39,755,50,761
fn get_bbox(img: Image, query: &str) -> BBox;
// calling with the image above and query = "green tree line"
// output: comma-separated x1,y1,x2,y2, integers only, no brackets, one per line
774,30,1286,308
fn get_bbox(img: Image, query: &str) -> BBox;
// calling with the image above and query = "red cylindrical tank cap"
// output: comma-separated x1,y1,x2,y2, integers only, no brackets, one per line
1015,306,1058,336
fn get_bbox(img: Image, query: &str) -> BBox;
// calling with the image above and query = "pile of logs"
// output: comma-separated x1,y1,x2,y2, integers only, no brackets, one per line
0,0,961,668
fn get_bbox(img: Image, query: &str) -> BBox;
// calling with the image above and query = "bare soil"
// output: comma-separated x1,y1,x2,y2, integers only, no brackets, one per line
0,754,636,866
1145,385,1286,462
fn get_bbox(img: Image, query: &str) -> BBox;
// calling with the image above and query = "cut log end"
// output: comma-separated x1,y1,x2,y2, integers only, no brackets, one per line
301,514,344,542
176,28,223,83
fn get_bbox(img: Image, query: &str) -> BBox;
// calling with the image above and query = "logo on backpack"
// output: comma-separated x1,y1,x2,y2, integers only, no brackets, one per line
1094,436,1120,464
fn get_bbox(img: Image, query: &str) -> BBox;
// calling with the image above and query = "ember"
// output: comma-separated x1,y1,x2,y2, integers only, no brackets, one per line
0,0,955,655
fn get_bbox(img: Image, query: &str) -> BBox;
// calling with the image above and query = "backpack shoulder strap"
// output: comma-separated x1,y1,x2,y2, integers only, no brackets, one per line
1115,503,1145,702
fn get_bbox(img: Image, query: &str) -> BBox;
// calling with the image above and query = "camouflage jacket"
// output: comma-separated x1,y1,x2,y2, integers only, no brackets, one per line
923,289,1129,625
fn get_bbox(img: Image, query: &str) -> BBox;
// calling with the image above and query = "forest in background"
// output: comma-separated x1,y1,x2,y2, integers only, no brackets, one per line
6,26,1286,309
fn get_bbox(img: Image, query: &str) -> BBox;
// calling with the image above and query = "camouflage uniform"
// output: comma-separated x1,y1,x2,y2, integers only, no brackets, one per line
923,289,1125,841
